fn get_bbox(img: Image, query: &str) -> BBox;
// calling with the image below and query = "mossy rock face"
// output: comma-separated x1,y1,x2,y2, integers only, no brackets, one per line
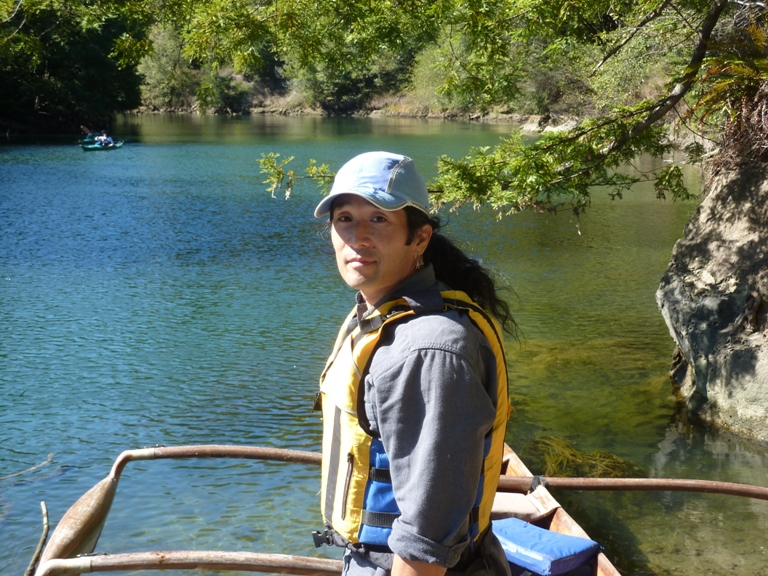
657,163,768,441
519,435,646,478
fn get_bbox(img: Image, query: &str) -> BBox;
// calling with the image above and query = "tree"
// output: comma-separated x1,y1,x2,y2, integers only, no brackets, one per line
137,24,196,110
249,0,747,212
0,0,152,131
159,0,440,112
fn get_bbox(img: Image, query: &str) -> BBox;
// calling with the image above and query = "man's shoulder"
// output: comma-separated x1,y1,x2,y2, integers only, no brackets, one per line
386,308,488,356
367,309,495,385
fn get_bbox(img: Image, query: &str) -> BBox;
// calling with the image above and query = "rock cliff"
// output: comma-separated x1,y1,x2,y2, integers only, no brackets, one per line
656,164,768,440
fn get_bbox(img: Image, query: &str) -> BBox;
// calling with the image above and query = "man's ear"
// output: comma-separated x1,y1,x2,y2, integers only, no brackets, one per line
415,223,433,250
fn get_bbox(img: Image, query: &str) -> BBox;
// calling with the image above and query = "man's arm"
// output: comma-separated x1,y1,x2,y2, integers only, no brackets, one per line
368,316,499,568
392,555,447,576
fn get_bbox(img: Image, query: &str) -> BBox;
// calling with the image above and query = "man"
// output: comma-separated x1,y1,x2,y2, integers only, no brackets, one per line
97,130,114,146
314,151,513,576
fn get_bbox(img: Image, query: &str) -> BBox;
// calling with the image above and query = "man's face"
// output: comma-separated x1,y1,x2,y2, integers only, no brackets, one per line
330,195,430,306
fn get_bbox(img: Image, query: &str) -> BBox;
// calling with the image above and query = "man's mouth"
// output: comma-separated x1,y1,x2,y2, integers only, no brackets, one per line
348,257,375,267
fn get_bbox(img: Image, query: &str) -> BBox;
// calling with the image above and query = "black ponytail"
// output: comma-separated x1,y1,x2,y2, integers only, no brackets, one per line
405,207,518,337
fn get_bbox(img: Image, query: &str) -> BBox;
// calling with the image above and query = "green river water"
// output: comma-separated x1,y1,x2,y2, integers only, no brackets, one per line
1,114,767,575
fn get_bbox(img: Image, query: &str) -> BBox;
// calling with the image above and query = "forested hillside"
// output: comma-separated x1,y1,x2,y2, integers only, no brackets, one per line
3,0,766,215
3,0,741,139
0,1,149,132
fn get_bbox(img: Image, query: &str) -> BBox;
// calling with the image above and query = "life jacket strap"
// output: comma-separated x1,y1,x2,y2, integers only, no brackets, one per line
361,509,400,528
355,304,411,342
368,466,392,483
469,506,480,527
359,506,481,532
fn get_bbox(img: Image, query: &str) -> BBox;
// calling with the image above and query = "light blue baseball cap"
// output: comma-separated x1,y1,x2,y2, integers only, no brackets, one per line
314,151,430,217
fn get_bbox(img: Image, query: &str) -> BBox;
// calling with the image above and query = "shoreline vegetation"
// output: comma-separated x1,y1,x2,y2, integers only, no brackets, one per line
131,101,568,131
127,94,699,151
128,89,582,134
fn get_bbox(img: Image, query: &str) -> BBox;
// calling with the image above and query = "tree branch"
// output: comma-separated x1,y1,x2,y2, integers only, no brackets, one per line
538,100,661,151
1,0,24,24
591,0,674,76
668,1,697,31
602,0,730,157
446,24,484,86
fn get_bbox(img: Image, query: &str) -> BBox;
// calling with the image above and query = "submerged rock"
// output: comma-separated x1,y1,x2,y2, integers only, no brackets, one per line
656,164,768,440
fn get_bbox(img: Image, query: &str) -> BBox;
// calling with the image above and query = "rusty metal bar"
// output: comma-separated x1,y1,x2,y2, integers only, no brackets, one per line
35,551,343,576
498,475,768,500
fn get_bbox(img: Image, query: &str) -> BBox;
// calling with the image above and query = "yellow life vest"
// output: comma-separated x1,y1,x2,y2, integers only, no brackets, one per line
317,290,509,548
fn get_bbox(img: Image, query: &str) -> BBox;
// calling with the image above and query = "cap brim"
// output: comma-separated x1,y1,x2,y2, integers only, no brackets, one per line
314,191,428,218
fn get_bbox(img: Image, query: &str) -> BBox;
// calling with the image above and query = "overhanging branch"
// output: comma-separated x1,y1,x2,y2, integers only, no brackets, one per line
602,0,730,157
591,0,674,76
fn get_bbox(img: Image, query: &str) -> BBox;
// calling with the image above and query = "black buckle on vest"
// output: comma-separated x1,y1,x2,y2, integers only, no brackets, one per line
312,530,333,548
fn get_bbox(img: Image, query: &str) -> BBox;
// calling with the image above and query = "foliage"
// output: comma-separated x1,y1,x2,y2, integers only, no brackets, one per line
586,34,673,111
408,43,453,111
685,8,768,167
506,39,594,116
259,0,736,212
5,0,767,214
259,153,295,199
431,100,696,213
305,159,335,194
137,24,196,110
262,98,699,214
258,153,333,199
178,0,274,74
0,0,150,131
196,71,252,113
430,15,523,112
277,1,436,112
290,60,396,113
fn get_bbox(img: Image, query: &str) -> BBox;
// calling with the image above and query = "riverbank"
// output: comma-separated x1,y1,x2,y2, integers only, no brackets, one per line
133,91,580,135
132,90,714,150
127,102,708,161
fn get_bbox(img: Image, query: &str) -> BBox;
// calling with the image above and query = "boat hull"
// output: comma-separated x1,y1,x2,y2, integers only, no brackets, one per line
33,444,621,576
80,141,124,151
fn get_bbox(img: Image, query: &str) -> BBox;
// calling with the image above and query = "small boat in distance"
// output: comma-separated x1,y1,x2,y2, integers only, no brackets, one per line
79,131,101,144
80,141,124,151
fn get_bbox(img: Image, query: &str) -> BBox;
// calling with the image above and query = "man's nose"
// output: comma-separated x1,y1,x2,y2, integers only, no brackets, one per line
347,220,372,247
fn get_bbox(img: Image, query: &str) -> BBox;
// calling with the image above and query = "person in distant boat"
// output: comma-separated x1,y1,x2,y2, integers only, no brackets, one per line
96,130,114,146
313,151,516,576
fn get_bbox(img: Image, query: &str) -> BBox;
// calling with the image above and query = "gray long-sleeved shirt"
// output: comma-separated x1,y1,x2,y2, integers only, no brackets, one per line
348,265,501,569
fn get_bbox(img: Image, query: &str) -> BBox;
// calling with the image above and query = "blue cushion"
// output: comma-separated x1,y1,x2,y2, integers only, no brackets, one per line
492,517,600,576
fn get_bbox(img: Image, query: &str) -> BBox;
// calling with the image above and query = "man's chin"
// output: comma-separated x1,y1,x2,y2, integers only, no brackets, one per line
340,273,371,292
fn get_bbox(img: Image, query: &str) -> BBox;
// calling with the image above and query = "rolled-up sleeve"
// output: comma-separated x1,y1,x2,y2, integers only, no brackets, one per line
363,315,498,567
